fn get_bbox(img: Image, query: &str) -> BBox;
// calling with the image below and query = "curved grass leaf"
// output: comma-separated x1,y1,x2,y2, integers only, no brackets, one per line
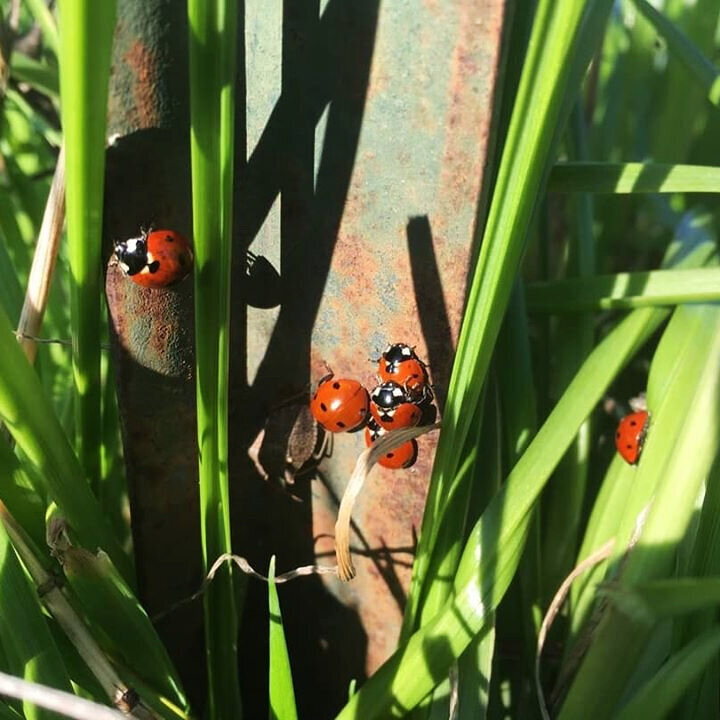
60,547,187,710
559,304,720,719
0,303,129,578
549,162,720,194
401,0,614,641
268,557,298,720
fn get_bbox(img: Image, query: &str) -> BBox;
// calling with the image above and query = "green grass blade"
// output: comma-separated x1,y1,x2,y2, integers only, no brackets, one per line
631,0,720,107
615,627,720,720
187,0,241,715
549,162,720,193
527,267,720,312
267,557,298,720
57,0,117,486
0,522,72,720
9,54,59,101
402,0,614,640
24,0,60,56
60,547,187,710
337,305,667,719
602,578,720,623
0,303,129,578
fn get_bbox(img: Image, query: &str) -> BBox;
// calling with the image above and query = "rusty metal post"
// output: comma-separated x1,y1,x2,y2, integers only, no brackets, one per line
103,0,204,705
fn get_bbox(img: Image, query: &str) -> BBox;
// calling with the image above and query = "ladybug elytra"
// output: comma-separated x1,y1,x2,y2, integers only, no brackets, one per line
615,410,649,465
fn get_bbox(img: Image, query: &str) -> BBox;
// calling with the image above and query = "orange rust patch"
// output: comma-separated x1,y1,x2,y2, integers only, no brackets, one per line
123,40,161,129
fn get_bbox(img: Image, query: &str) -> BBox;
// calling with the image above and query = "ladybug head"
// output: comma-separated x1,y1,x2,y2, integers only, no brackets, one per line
383,343,415,365
371,381,407,409
114,234,148,276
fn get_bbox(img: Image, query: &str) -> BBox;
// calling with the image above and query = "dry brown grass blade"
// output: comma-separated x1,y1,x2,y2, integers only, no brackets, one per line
335,422,441,582
535,539,616,720
17,144,65,365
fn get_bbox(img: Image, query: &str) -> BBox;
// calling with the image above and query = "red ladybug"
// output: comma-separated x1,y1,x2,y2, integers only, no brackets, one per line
377,343,428,393
370,381,422,431
615,410,649,465
363,417,418,469
310,374,369,433
114,228,193,288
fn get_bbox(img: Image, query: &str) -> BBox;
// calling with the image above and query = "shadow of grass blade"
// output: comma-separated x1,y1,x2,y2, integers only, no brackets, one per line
336,303,667,719
401,0,614,637
0,521,72,720
187,0,241,716
57,0,116,488
268,557,298,720
0,303,129,579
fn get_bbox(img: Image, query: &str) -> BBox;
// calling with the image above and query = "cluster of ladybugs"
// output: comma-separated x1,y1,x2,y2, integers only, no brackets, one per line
309,344,436,470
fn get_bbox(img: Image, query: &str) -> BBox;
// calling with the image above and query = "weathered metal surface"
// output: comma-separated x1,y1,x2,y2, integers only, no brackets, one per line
236,0,508,716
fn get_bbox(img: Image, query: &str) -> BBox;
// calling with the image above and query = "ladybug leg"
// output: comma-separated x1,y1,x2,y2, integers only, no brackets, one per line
247,429,270,481
246,249,257,270
311,429,332,462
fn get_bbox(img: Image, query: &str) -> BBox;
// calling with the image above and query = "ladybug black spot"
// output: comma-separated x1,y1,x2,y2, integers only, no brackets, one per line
616,431,620,438
148,260,160,274
626,444,632,449
320,403,327,412
333,382,341,390
386,452,394,458
630,420,637,426
337,421,346,429
165,234,174,242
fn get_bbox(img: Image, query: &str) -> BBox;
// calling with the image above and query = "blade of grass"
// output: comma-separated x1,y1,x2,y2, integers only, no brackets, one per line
267,557,298,720
337,304,668,719
526,267,720,312
630,0,720,107
57,0,116,487
187,0,241,716
0,521,72,720
0,303,129,578
9,53,59,100
23,0,59,57
549,162,720,193
402,0,614,640
615,627,720,720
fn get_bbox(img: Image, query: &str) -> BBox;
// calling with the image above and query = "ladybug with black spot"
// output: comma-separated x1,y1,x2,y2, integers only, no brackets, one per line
377,343,428,394
370,381,422,430
114,228,193,289
364,417,418,469
310,373,369,433
615,410,649,465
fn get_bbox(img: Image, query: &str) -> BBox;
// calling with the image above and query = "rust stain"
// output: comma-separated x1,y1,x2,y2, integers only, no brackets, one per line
123,40,161,129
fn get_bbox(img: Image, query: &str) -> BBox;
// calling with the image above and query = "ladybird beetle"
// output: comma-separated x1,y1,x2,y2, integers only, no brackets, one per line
363,417,418,470
378,438,418,469
377,343,429,393
370,381,422,430
615,410,649,465
114,228,193,288
310,374,369,433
